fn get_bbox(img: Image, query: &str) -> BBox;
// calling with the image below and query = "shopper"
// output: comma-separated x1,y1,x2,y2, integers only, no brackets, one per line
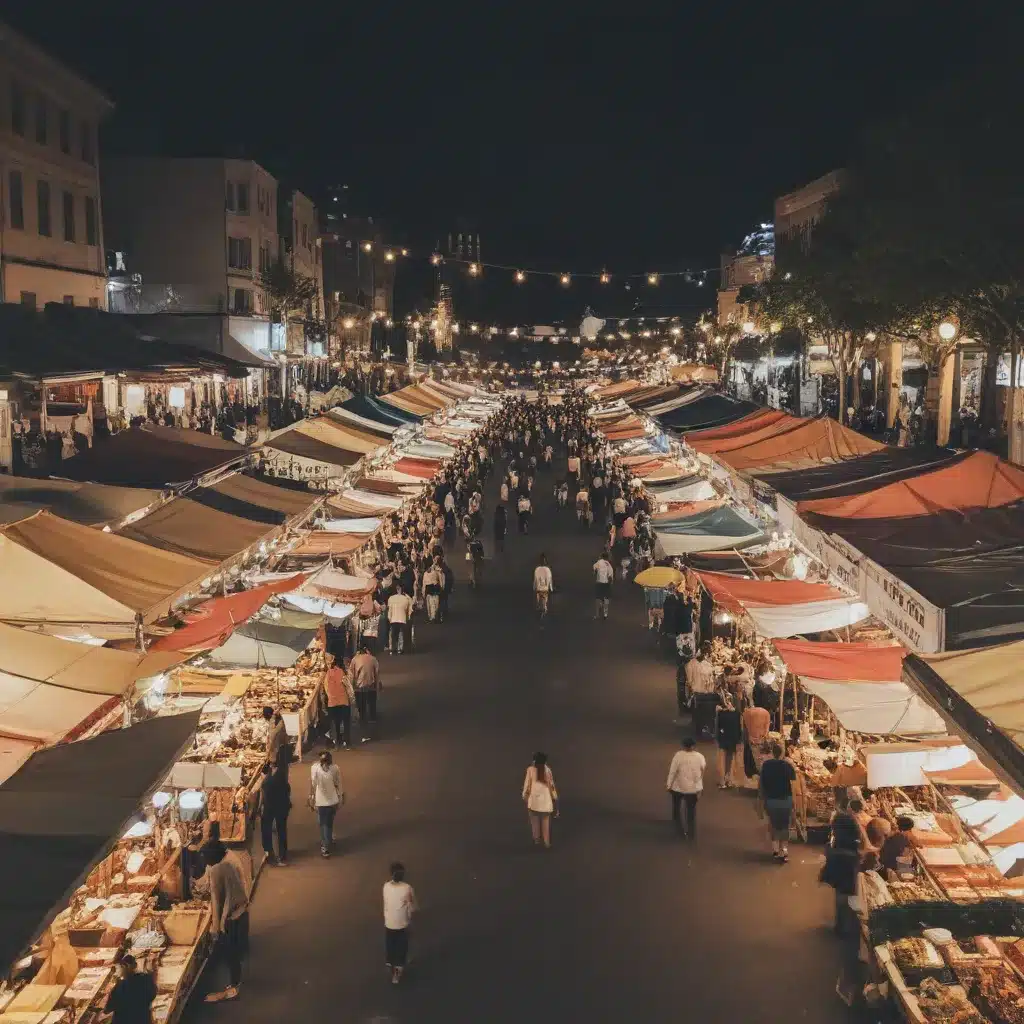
821,807,862,935
592,551,614,619
522,751,558,848
203,843,249,1003
438,555,454,622
259,751,290,866
422,558,442,622
310,749,344,858
104,955,156,1024
517,492,532,534
533,552,554,621
386,583,413,655
493,502,508,553
350,643,382,742
666,736,706,839
383,862,417,985
468,533,485,589
262,706,288,765
324,654,354,749
715,693,742,789
758,743,796,861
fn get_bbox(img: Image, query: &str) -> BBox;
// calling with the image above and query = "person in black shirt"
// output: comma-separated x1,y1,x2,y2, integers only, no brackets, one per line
715,694,742,789
759,744,797,862
104,955,156,1024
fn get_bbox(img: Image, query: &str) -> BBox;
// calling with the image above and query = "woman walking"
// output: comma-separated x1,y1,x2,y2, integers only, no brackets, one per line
522,752,558,848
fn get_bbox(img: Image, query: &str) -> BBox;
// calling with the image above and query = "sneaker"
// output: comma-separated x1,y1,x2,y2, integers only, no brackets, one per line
718,783,728,790
361,737,370,743
779,852,789,864
278,859,289,867
321,849,330,859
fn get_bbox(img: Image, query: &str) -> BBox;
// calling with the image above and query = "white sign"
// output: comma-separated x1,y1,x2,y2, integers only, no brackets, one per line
791,517,863,595
862,561,944,653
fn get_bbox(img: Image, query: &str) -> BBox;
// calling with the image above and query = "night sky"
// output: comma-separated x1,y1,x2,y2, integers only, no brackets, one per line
2,5,1003,325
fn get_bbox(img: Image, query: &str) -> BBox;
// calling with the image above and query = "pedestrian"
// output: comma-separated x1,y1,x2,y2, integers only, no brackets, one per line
262,706,289,765
310,749,344,858
517,492,532,533
592,551,614,619
666,736,706,839
203,843,249,1003
533,552,554,621
758,743,796,861
104,955,156,1024
438,555,454,622
324,653,354,749
259,749,290,866
422,558,442,622
386,583,413,655
493,502,507,553
350,643,382,742
522,751,558,848
383,862,417,985
468,533,485,589
821,805,862,934
715,692,742,789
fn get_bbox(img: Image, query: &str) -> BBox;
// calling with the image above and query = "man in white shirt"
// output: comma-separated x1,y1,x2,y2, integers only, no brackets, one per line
666,737,706,839
533,552,554,620
576,487,591,527
593,554,614,619
517,493,532,534
383,862,417,985
567,454,581,488
310,750,344,858
685,643,719,739
387,585,414,655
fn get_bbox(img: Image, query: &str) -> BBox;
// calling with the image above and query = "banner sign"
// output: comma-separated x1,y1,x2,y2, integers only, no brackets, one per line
861,559,945,653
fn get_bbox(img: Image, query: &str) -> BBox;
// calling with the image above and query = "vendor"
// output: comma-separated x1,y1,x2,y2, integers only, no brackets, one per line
878,815,915,877
104,955,156,1024
263,706,288,764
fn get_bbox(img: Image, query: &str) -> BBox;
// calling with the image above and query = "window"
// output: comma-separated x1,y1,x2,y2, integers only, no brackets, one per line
259,243,272,274
301,223,307,248
81,120,94,164
225,182,235,211
62,191,75,242
63,295,74,305
84,196,97,245
231,287,253,314
34,93,47,145
227,236,252,270
58,109,71,154
9,170,23,230
236,182,249,213
37,180,51,236
11,80,26,135
88,297,99,309
20,291,36,308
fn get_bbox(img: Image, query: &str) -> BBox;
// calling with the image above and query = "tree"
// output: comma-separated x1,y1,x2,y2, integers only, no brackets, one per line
258,260,320,355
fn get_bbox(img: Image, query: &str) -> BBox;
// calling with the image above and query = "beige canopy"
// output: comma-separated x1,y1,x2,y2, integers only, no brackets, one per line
0,511,211,630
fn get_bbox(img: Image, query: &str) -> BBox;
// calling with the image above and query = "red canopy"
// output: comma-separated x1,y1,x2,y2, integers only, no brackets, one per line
684,408,790,444
689,413,802,455
695,569,847,611
923,760,998,787
150,573,308,652
393,457,440,479
771,639,905,681
797,450,1024,519
714,417,884,471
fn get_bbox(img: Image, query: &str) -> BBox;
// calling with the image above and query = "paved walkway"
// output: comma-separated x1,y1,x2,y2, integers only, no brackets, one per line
190,461,852,1024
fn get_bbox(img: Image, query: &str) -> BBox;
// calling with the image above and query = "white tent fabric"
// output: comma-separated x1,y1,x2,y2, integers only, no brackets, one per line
329,408,398,435
402,441,457,459
0,672,113,743
341,488,404,510
648,479,717,503
206,631,309,669
318,518,381,534
745,597,871,639
0,736,38,788
798,677,946,735
654,526,764,556
645,388,708,415
302,567,375,593
948,793,1024,840
279,594,355,625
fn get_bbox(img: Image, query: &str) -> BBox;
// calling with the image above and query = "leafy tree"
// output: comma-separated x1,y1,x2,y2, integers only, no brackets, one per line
258,260,320,353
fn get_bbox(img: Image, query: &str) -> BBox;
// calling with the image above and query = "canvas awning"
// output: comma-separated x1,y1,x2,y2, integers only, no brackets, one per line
327,407,397,437
189,473,320,525
797,451,1024,519
695,569,870,638
684,408,790,444
263,430,361,469
0,711,202,971
149,574,308,653
341,395,419,425
393,457,440,479
0,511,211,630
646,477,717,503
206,621,318,669
771,638,905,681
0,478,161,527
319,517,380,534
117,497,277,563
297,418,384,454
711,417,884,471
658,395,757,432
653,505,765,555
56,428,246,488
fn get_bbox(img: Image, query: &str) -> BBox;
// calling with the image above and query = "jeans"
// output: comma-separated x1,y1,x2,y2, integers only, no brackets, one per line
389,622,410,653
213,912,248,988
670,791,699,837
355,689,378,734
317,804,338,852
260,809,287,861
328,704,351,746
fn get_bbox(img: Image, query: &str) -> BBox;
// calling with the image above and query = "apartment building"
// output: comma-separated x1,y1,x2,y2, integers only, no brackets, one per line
0,22,111,310
280,189,326,355
102,156,282,356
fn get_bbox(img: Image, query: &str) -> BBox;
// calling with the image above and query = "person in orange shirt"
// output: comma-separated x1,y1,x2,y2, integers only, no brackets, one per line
324,654,355,749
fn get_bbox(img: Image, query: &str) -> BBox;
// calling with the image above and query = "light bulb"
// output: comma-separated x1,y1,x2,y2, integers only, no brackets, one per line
647,273,658,286
560,274,570,286
938,321,957,341
599,272,610,284
401,248,409,257
430,253,441,266
384,251,395,262
468,263,480,276
514,270,526,283
361,241,372,252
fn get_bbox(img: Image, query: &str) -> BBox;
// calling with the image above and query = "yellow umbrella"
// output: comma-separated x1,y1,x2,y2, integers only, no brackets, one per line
633,566,684,588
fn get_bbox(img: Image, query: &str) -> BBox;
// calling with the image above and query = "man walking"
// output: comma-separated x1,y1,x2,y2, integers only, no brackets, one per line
386,583,413,654
383,862,417,985
533,552,554,622
324,654,354,749
350,643,381,742
517,492,532,534
310,750,344,858
593,551,614,619
666,737,706,839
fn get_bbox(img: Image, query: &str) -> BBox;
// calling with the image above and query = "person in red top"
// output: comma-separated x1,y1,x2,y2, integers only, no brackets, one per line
324,654,355,749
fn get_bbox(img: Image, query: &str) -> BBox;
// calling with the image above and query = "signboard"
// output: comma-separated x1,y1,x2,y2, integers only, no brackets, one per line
861,560,945,653
791,516,863,594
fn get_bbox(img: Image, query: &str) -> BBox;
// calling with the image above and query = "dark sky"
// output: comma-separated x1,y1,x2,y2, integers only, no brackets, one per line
2,5,1002,324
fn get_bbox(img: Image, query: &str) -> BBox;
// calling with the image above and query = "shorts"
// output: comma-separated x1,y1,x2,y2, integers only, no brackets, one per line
764,798,793,840
595,582,611,598
385,927,409,967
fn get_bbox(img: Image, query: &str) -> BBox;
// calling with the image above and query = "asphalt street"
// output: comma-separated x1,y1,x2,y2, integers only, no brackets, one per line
189,461,853,1024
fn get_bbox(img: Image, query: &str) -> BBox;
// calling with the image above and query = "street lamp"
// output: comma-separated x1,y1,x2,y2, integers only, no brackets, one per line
361,242,372,253
742,321,755,334
938,321,958,341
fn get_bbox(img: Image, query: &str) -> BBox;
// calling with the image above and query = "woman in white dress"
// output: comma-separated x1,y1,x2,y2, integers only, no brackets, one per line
522,752,558,848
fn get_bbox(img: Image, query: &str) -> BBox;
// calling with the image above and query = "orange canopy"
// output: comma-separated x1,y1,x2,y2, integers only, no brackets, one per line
771,638,905,681
695,569,848,611
685,408,790,444
923,760,999,787
393,457,440,479
715,417,884,471
689,413,802,455
797,451,1024,519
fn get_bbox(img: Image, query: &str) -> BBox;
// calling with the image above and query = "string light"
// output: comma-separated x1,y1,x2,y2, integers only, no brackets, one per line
514,270,526,283
470,323,479,332
560,273,571,286
401,248,409,257
384,251,395,262
361,242,372,252
451,322,460,333
468,263,480,276
647,273,659,286
670,326,681,336
600,272,611,284
430,253,442,266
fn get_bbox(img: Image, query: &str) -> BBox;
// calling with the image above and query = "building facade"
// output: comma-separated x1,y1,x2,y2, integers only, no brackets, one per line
717,223,774,327
0,22,111,310
773,169,845,251
280,189,326,356
102,156,284,358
